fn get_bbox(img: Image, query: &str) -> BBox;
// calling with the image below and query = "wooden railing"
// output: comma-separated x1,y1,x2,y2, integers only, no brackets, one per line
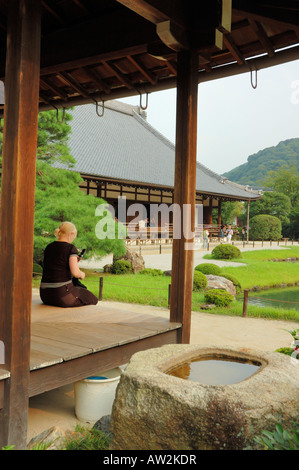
123,223,239,242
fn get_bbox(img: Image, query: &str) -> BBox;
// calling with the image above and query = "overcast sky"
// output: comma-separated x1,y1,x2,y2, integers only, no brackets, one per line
120,58,299,175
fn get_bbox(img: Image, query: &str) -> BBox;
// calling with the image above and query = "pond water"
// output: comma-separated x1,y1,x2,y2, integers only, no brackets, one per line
167,357,260,385
247,287,299,310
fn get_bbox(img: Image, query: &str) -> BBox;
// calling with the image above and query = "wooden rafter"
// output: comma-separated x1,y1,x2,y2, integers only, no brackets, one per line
233,1,299,29
126,55,157,84
41,0,65,26
249,18,275,56
115,0,185,28
40,76,69,100
83,67,111,95
70,0,90,15
102,60,135,89
223,33,246,64
57,71,91,99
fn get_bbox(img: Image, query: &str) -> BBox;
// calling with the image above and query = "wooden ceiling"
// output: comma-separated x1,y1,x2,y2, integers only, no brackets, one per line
0,0,299,114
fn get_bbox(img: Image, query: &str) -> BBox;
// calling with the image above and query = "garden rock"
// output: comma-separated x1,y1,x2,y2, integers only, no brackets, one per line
93,415,112,437
27,426,67,450
113,247,145,273
110,344,299,450
205,275,236,297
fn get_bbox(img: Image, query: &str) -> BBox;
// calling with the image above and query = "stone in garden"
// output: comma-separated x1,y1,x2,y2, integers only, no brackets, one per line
113,247,145,273
93,415,112,436
27,426,67,450
110,344,299,450
205,275,236,297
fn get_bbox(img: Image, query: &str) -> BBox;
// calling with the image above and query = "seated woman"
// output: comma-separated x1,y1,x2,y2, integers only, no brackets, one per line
40,221,98,308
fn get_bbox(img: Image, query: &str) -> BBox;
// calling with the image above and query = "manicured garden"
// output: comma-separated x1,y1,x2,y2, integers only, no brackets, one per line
71,245,299,322
33,245,299,321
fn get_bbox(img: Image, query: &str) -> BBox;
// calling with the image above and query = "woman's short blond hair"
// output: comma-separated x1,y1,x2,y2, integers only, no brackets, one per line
54,221,77,239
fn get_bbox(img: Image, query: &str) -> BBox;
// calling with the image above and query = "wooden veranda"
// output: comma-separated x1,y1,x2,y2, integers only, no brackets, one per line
0,0,299,448
0,294,181,409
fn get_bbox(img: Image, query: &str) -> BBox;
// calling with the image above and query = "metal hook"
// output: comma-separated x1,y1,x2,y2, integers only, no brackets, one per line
139,91,149,110
54,106,66,123
95,100,105,117
248,63,258,89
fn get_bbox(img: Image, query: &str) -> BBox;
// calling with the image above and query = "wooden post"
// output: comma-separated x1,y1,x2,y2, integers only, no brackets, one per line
246,200,250,244
217,200,222,226
99,277,104,301
0,0,41,449
170,50,198,344
242,290,249,317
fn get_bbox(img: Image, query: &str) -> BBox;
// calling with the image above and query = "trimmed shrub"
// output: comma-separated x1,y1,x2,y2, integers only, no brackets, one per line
204,288,234,307
211,244,241,260
249,214,282,241
111,259,133,274
195,263,221,276
139,268,164,276
193,271,207,292
220,273,242,293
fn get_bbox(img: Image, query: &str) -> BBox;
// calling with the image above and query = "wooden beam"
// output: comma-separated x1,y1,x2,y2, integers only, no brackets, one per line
57,71,92,99
116,0,185,28
156,20,189,51
170,49,198,344
29,330,179,397
0,0,41,450
233,1,299,29
248,19,275,56
223,33,246,64
38,9,157,73
41,0,65,26
126,55,157,84
83,67,111,94
102,61,135,89
40,76,69,101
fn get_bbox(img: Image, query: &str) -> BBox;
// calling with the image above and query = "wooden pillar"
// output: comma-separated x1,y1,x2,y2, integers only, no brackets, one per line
246,200,250,243
170,50,198,344
0,0,41,449
208,197,213,224
217,200,222,226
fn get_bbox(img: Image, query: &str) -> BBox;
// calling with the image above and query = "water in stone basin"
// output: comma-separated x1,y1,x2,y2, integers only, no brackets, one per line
168,357,261,386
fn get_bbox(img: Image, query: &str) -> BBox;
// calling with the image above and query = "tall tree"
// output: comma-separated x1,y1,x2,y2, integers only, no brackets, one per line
262,165,299,206
248,191,291,225
1,109,126,264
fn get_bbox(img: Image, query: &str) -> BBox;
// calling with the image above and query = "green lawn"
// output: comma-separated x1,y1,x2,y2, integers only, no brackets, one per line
205,246,299,290
33,246,299,322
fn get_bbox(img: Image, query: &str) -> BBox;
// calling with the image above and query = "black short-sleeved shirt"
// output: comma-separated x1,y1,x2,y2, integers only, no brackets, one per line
41,241,78,283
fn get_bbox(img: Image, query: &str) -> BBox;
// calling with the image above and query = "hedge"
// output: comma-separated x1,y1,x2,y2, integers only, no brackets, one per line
195,263,221,276
211,244,241,260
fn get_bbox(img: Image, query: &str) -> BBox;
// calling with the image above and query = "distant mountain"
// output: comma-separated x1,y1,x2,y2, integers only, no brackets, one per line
222,138,299,186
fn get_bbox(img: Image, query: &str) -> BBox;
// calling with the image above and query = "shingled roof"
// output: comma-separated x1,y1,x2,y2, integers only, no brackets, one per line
60,100,260,201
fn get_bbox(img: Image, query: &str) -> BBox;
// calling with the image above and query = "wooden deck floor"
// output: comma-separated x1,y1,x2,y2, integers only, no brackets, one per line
26,294,181,397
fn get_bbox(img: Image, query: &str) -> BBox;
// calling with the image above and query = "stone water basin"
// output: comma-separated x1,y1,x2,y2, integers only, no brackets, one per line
110,344,299,450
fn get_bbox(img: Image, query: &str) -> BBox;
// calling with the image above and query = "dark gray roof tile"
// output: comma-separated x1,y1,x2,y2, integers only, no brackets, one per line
57,101,260,200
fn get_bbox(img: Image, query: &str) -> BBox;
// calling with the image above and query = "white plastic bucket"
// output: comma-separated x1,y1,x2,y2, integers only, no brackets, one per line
74,367,122,423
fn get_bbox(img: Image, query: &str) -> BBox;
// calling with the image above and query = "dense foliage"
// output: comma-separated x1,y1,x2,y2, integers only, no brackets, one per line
204,289,234,307
223,138,299,186
249,214,282,241
0,109,126,265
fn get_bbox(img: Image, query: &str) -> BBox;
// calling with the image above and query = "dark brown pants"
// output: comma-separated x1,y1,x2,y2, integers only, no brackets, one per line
40,283,98,308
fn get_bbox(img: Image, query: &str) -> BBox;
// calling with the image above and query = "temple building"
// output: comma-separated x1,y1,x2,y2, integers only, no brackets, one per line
58,100,261,228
